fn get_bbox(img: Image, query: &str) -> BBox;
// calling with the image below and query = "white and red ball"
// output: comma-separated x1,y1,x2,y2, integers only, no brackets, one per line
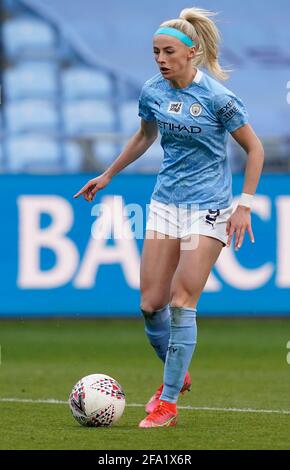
69,374,125,427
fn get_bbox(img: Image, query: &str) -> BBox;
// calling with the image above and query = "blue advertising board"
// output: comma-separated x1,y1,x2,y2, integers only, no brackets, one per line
0,174,289,316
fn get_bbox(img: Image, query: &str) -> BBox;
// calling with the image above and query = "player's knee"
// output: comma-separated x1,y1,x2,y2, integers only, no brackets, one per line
170,287,198,309
140,298,166,315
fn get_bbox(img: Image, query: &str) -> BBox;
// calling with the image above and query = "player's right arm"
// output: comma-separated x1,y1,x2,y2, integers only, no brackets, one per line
73,118,158,201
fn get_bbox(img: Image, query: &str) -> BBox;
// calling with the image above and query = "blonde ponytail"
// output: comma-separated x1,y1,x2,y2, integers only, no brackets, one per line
160,7,229,81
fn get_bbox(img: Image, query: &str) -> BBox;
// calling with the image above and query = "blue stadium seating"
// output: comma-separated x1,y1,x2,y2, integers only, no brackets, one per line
1,0,288,174
93,138,162,174
63,100,115,135
62,67,112,100
4,135,83,172
4,62,58,100
3,16,57,59
122,140,162,174
35,0,289,141
64,142,83,172
93,141,118,170
120,101,140,135
5,135,61,171
5,100,58,133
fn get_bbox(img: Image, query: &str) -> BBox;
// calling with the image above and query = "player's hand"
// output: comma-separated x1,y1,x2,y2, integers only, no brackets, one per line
73,173,111,202
226,205,255,251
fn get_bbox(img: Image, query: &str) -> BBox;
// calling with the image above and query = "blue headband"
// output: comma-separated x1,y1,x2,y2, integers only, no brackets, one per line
154,27,195,47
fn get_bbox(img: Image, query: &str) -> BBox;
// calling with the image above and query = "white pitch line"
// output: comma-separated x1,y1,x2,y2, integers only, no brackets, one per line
128,404,290,415
0,397,290,415
0,398,67,404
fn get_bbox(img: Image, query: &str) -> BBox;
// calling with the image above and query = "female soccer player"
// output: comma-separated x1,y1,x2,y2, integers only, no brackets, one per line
74,7,264,428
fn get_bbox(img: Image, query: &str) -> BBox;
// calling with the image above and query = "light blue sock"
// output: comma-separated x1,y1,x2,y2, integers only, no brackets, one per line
160,306,197,403
141,304,170,363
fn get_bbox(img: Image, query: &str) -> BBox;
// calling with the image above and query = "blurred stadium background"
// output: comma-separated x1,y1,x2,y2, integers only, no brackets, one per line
0,0,290,450
0,0,289,174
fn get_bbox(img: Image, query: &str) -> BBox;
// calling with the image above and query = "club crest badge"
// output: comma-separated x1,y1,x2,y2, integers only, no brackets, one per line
190,103,202,117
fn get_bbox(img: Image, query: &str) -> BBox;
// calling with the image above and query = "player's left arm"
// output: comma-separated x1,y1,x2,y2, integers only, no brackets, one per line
226,123,265,251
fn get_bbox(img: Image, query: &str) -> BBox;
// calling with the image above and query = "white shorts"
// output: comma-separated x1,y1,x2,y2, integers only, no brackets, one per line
146,198,234,247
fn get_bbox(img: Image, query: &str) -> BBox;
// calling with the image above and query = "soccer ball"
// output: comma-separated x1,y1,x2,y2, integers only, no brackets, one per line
69,374,126,427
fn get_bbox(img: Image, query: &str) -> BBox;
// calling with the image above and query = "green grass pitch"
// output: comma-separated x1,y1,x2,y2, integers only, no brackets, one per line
0,318,290,450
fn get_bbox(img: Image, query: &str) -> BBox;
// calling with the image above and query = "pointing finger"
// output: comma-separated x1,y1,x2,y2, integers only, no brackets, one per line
73,184,89,199
247,225,255,244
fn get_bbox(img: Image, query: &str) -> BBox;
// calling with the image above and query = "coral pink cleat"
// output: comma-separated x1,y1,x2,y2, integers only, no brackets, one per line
145,371,191,414
139,401,178,428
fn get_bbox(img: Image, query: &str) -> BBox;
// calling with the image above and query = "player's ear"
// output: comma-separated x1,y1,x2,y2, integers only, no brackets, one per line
188,46,197,60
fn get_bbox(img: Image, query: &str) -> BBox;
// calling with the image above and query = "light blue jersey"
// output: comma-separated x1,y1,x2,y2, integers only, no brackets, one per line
138,69,249,209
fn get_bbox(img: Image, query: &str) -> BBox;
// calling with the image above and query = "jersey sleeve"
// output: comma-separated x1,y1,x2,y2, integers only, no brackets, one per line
138,84,156,122
213,93,249,133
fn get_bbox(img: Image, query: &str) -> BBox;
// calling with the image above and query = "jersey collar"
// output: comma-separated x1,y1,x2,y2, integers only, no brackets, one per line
166,68,203,91
193,68,203,84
